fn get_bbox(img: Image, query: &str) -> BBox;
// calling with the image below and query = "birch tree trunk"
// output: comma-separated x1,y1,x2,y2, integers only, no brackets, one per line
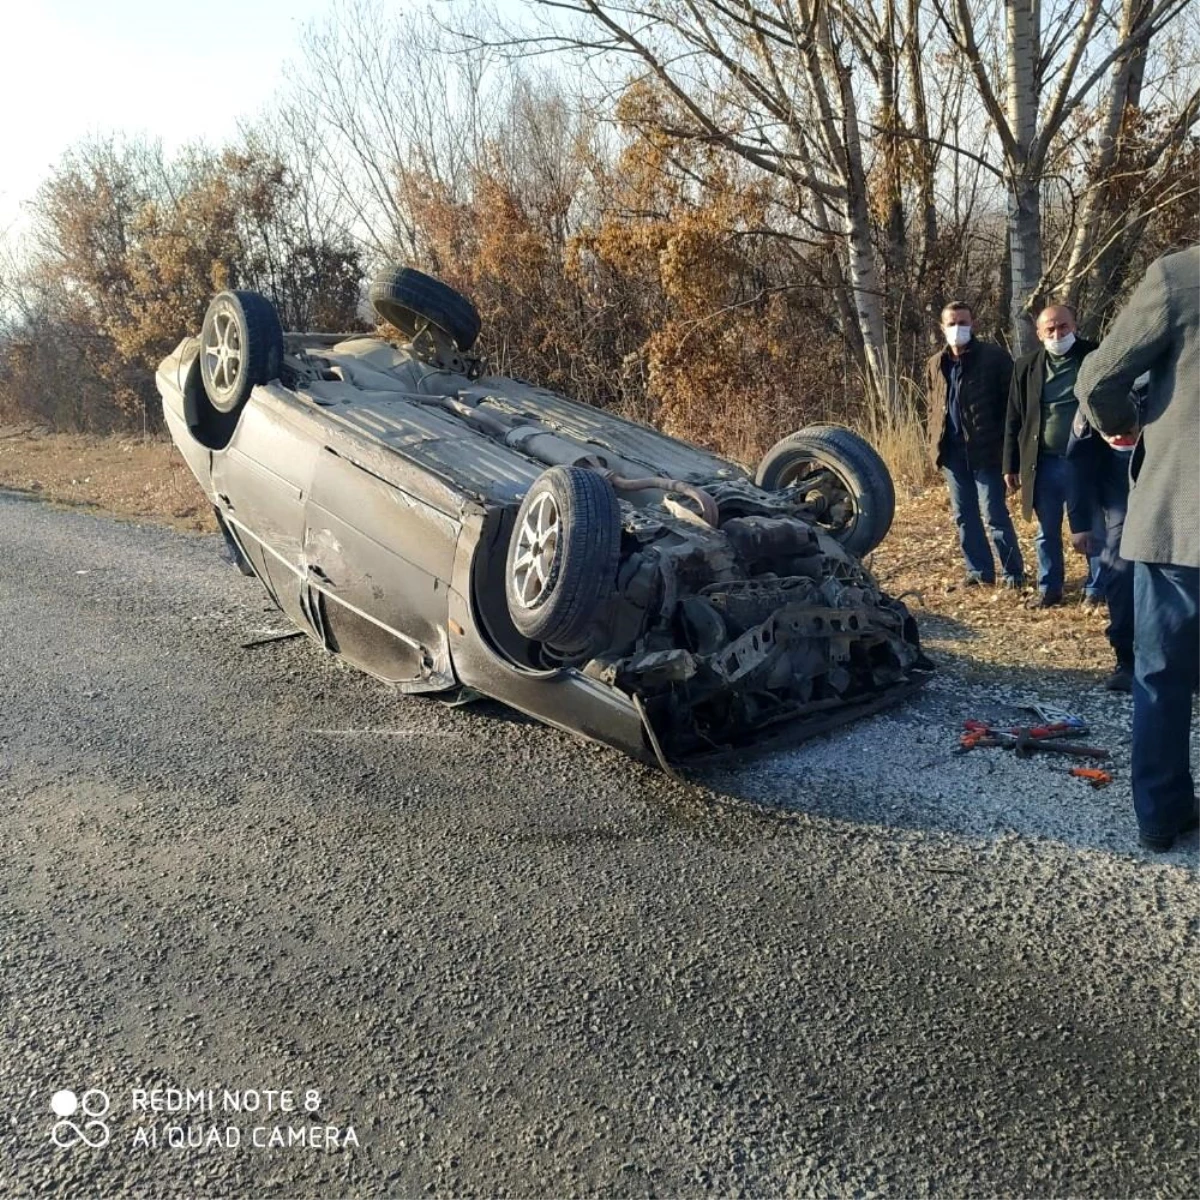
1005,0,1043,354
877,0,909,294
905,0,938,287
845,192,893,415
1064,0,1150,320
810,2,896,418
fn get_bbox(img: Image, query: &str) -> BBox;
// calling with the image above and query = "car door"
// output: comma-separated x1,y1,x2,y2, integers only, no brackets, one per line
210,391,320,633
303,447,460,689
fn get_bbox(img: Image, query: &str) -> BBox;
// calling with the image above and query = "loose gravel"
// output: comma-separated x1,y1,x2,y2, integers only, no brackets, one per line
1,490,1196,1198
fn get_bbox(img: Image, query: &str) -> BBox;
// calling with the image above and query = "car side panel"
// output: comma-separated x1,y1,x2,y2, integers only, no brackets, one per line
304,449,458,689
447,510,654,763
210,392,321,632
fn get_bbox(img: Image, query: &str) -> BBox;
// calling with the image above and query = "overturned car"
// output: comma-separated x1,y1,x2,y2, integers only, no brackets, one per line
157,267,930,768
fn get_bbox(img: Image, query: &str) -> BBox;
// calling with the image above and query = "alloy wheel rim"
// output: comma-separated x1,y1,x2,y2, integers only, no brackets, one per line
511,492,561,608
203,309,242,398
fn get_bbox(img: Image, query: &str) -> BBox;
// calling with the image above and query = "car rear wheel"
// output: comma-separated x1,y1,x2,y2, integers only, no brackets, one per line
755,424,896,556
199,290,284,415
369,265,482,352
505,466,621,650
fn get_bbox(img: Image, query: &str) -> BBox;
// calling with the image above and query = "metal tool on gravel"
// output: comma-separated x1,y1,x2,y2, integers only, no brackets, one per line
1013,730,1110,759
957,718,1087,753
1021,702,1088,732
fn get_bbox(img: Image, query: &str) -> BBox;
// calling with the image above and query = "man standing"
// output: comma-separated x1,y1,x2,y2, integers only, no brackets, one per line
1004,305,1097,608
927,301,1025,588
1076,246,1199,853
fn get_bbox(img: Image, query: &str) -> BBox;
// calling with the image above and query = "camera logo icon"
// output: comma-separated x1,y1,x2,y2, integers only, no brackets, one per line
50,1088,111,1148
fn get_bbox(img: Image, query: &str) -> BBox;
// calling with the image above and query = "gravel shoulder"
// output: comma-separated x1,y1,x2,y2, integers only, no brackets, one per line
1,487,1197,1199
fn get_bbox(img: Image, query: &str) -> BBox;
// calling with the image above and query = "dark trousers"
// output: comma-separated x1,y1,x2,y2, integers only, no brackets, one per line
1032,453,1085,598
940,440,1024,583
1131,562,1199,839
1092,452,1134,664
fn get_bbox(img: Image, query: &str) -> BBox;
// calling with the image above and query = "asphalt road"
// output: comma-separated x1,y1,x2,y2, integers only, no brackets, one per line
1,490,1197,1198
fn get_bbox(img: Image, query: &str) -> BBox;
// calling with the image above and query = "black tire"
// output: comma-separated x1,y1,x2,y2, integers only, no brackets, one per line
755,424,896,556
199,291,283,415
505,466,621,649
369,265,481,352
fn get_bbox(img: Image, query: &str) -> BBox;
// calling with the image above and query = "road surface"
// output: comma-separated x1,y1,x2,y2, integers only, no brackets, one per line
1,491,1196,1197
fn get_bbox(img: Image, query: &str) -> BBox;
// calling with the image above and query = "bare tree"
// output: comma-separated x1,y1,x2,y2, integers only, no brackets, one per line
497,0,925,418
935,0,1193,351
1060,0,1199,331
280,0,511,264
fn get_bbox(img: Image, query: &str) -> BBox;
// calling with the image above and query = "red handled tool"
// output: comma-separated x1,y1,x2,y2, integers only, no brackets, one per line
1070,767,1114,788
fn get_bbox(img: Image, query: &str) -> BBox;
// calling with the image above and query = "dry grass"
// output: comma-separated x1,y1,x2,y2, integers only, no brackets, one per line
854,380,932,489
863,412,930,489
0,428,216,533
869,482,1116,680
0,429,1118,683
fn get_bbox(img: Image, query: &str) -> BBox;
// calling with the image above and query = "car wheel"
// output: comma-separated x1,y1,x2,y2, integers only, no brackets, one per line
199,290,284,415
369,265,482,352
505,466,621,650
755,424,896,555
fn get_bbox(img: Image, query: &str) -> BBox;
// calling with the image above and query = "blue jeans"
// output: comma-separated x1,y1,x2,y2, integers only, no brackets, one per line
1086,537,1105,600
1132,562,1199,838
940,440,1024,582
1032,454,1085,597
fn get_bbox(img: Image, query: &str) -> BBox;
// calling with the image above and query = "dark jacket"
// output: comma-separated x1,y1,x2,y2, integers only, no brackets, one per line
1076,245,1200,568
1064,407,1132,535
1003,337,1099,521
926,340,1013,470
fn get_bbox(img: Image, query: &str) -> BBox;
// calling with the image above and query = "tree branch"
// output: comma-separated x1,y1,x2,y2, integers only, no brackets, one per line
1046,0,1192,147
939,0,1020,164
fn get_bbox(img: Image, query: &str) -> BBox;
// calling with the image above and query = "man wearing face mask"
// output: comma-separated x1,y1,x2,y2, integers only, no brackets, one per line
927,301,1025,588
1003,305,1099,609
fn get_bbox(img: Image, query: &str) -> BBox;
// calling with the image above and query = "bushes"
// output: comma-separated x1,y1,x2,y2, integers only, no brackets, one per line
0,139,364,435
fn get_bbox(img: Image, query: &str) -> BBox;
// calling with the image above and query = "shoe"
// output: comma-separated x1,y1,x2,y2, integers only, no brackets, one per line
1001,575,1025,590
1103,664,1133,692
962,573,989,588
1139,815,1200,853
1081,595,1104,613
1024,592,1063,609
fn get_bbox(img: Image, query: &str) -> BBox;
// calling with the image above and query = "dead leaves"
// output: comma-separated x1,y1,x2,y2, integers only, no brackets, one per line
874,488,1113,674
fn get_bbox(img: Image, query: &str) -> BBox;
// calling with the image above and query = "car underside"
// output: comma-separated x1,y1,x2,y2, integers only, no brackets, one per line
158,268,931,768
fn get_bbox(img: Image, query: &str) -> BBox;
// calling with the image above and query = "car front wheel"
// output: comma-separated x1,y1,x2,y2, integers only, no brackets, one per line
505,466,621,651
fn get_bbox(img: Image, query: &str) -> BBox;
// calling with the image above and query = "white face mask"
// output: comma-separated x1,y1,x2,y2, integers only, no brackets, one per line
944,324,972,348
1044,331,1076,356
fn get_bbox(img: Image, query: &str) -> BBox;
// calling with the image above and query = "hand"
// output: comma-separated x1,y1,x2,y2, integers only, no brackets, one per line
1004,473,1020,493
1070,531,1094,556
1102,429,1139,448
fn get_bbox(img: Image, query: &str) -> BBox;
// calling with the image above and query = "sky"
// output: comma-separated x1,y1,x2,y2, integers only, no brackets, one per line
2,0,542,238
1,0,334,233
